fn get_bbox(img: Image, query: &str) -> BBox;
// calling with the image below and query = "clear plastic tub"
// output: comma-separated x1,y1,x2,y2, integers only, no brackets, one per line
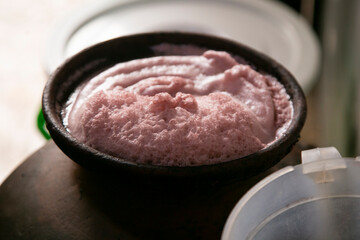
222,147,360,240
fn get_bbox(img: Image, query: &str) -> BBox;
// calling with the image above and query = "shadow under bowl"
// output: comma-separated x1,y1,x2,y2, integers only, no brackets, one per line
42,32,306,187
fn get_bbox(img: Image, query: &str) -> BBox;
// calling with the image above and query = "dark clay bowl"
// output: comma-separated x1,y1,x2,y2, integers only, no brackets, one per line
42,32,306,186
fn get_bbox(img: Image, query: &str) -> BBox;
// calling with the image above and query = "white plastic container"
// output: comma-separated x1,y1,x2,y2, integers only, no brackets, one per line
222,147,360,240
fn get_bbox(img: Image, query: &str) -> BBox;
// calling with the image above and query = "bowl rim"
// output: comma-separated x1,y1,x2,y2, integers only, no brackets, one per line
42,31,306,181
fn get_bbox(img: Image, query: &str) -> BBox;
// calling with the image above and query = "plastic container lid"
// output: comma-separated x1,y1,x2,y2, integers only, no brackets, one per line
43,0,320,93
222,147,360,240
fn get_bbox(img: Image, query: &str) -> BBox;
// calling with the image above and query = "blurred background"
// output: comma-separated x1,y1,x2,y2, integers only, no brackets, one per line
0,0,359,184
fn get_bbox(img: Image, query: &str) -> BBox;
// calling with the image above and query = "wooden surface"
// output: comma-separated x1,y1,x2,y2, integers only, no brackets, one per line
0,141,303,240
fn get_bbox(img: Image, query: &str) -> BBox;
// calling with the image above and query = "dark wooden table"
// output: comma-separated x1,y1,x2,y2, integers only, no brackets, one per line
0,141,303,240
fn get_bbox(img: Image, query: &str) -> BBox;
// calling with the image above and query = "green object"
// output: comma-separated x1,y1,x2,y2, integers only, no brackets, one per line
37,109,51,140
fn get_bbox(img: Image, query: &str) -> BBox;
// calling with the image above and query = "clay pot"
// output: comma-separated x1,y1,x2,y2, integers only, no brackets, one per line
42,32,306,187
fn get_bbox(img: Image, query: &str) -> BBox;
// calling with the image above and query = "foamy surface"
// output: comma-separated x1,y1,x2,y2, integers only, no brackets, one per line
63,45,292,166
